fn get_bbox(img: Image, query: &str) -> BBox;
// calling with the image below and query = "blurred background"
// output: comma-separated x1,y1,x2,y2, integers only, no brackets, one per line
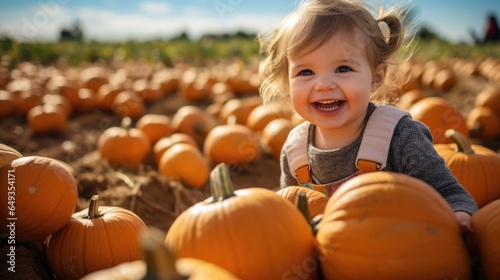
0,0,499,43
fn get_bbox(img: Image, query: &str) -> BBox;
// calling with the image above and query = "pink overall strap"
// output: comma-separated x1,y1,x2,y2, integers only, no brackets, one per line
284,121,311,185
356,105,410,174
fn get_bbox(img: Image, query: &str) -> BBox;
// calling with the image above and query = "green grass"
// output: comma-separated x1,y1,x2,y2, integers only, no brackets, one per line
1,35,499,68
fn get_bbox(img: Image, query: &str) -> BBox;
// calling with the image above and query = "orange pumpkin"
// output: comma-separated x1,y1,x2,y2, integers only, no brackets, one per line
0,143,22,168
0,90,19,118
111,90,144,119
218,95,261,125
0,156,78,242
466,106,500,139
408,97,469,144
27,104,68,134
171,105,216,144
203,123,260,164
165,163,317,280
46,195,148,280
316,171,471,279
246,102,292,132
474,86,500,120
276,186,328,219
260,118,294,160
470,199,500,280
95,83,122,111
396,89,427,112
434,129,500,208
81,226,240,280
136,114,175,144
97,117,151,168
41,93,73,117
75,88,97,113
158,143,209,189
153,133,198,164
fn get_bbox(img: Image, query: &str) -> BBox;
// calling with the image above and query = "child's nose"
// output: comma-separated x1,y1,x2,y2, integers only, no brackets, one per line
314,74,336,91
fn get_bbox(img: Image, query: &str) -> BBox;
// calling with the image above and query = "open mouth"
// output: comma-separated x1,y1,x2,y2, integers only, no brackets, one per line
314,100,345,111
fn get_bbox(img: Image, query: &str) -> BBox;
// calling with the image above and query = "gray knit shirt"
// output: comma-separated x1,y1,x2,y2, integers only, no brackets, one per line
280,102,478,215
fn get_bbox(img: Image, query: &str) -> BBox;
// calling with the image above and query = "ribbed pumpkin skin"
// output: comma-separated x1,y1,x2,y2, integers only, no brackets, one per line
0,156,77,242
276,186,328,218
434,143,500,208
165,188,317,280
46,206,148,280
471,199,500,280
203,124,260,164
316,172,471,280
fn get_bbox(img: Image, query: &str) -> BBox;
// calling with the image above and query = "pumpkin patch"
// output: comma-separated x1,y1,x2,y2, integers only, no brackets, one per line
1,36,500,279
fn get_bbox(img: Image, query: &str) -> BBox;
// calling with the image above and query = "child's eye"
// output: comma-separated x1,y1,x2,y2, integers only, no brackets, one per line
336,66,351,73
298,69,314,76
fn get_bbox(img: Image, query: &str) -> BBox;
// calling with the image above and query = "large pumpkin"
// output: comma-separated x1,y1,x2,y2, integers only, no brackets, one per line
316,171,471,280
165,163,318,280
408,97,469,144
0,156,78,242
470,199,500,280
46,195,148,280
81,226,240,280
434,129,500,208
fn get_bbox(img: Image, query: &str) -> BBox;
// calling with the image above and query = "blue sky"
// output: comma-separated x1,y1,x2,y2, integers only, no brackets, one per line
0,0,498,44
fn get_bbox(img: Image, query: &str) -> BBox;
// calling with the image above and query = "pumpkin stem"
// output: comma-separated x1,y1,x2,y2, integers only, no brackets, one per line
445,129,475,154
121,116,132,129
141,226,188,280
210,163,235,202
295,191,321,235
87,195,101,219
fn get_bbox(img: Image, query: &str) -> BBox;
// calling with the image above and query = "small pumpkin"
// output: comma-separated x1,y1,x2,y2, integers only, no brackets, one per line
203,123,260,165
153,133,198,164
474,86,500,120
171,105,216,144
158,143,209,189
396,89,427,112
218,95,261,125
466,106,500,139
27,104,68,134
276,186,328,219
470,199,500,280
260,118,294,160
0,143,23,168
408,97,469,144
0,156,78,242
46,195,148,280
136,114,175,144
165,163,318,280
246,102,292,132
0,90,19,118
316,171,471,279
81,226,240,280
434,129,500,208
111,90,144,119
97,117,151,168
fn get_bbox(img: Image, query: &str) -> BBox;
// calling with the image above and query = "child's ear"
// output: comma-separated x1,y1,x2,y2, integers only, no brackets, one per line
371,63,387,92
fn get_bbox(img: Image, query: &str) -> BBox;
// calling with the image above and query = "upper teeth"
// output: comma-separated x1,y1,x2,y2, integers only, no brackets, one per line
317,100,339,104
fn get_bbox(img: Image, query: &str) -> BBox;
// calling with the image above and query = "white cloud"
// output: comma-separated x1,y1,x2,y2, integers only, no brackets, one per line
139,1,172,15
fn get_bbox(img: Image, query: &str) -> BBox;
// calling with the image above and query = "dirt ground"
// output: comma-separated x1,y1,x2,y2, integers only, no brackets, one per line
0,62,499,279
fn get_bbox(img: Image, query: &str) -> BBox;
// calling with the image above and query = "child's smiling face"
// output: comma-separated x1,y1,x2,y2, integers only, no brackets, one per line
288,31,385,133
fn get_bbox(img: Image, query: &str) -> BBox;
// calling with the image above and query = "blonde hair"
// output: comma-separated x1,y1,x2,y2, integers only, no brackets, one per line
258,0,414,107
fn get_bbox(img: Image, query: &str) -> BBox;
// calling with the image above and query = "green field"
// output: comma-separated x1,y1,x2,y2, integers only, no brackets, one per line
1,34,500,68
